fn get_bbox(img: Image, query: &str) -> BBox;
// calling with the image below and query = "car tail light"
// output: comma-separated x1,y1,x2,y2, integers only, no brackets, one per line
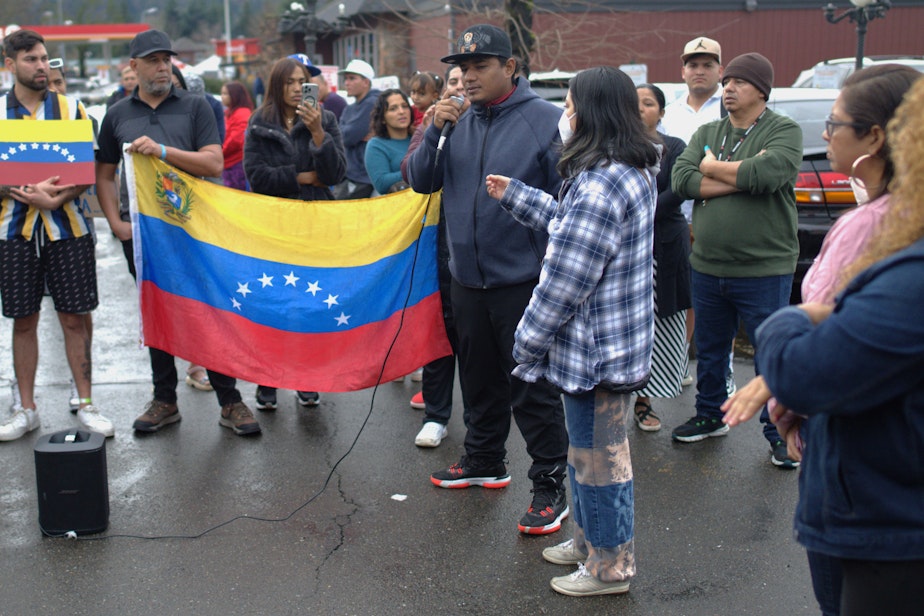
794,171,855,205
794,172,823,204
817,171,855,204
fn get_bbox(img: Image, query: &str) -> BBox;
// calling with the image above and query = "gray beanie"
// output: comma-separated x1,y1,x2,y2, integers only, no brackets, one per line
184,72,205,95
722,52,774,99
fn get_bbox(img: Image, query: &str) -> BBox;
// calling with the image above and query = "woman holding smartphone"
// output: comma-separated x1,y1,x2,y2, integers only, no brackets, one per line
243,56,346,410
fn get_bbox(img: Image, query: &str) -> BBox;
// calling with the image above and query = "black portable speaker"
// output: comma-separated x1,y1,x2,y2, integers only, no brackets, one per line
34,429,109,536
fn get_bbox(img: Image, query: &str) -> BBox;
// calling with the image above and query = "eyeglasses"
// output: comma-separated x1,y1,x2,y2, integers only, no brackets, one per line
825,115,869,136
49,58,64,69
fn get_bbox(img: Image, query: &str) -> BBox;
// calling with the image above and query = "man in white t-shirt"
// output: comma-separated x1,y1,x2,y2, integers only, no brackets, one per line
662,37,725,146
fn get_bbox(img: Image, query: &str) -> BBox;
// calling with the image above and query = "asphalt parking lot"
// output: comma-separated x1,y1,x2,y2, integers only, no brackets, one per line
0,223,816,615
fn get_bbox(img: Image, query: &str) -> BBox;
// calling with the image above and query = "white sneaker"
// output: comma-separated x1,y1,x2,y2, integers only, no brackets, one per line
77,404,115,438
550,563,631,597
410,368,424,382
0,404,40,441
415,421,447,447
681,370,694,387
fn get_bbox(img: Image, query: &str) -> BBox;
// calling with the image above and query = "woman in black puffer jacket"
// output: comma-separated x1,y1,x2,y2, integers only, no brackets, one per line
244,56,345,201
242,56,346,409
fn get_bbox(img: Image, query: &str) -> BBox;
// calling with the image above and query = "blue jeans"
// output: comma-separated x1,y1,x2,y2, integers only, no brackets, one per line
691,270,791,443
562,388,635,582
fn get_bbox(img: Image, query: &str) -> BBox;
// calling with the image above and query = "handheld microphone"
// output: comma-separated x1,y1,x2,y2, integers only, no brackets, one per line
436,96,465,152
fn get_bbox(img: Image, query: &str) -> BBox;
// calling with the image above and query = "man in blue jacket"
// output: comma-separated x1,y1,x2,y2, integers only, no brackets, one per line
334,59,379,199
407,24,569,535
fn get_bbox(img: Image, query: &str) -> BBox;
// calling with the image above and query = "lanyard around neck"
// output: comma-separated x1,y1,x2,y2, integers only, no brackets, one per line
716,109,766,162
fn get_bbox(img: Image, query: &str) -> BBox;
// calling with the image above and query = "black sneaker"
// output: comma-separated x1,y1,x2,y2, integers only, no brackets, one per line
255,386,277,411
430,457,511,489
671,415,730,442
296,391,321,407
771,440,800,469
518,488,569,535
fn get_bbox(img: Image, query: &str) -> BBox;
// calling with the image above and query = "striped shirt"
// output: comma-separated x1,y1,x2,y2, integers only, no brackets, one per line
1,89,94,241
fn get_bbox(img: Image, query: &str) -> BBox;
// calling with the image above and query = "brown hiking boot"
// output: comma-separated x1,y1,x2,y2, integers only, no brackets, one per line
133,399,181,432
219,401,261,436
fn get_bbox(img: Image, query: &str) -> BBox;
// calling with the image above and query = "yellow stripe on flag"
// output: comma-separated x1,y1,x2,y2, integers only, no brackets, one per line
128,153,441,268
0,119,94,143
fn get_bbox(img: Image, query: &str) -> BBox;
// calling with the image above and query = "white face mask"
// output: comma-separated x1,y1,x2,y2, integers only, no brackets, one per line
850,154,872,205
558,111,575,143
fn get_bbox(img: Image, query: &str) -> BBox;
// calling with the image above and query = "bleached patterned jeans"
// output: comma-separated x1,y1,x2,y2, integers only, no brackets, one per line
562,388,635,583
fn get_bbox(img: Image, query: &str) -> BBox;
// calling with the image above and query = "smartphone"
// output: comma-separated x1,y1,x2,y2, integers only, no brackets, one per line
301,82,319,108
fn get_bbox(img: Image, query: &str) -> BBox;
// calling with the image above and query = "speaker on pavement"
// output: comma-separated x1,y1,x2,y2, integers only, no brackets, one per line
34,429,109,536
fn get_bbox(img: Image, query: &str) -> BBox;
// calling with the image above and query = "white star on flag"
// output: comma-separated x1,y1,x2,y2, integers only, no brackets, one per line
231,297,242,310
324,294,339,308
7,147,16,155
258,273,273,287
60,148,69,156
284,271,299,286
31,143,39,149
52,144,60,152
236,282,252,297
42,144,50,150
0,154,6,161
67,155,75,162
306,280,321,295
335,312,351,326
18,143,26,151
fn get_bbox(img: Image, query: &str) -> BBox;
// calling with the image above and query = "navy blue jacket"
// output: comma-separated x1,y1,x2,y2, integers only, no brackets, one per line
406,78,562,289
339,88,380,185
757,237,924,560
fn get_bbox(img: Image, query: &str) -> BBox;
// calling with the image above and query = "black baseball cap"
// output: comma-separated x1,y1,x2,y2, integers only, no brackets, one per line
129,30,177,58
441,24,512,64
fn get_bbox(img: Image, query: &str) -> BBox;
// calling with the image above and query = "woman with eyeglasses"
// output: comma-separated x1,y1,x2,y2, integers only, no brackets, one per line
723,64,922,616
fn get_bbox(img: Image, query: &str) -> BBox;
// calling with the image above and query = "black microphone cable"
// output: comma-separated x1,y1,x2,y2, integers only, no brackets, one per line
57,159,445,543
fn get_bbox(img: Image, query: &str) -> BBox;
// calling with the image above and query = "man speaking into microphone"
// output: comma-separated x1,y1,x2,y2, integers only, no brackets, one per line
407,24,570,535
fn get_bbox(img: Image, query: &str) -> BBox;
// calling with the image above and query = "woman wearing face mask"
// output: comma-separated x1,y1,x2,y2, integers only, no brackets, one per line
723,64,921,615
486,66,659,597
631,84,691,432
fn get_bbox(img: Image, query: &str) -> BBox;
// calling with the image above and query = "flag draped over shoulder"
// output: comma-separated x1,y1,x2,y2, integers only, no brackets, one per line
125,153,451,392
0,120,95,185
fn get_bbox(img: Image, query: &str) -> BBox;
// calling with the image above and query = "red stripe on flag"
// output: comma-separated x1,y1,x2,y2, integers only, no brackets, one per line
139,282,452,392
0,161,95,186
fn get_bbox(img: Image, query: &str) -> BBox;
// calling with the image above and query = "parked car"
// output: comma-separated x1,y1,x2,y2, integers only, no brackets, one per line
767,88,855,302
792,56,924,88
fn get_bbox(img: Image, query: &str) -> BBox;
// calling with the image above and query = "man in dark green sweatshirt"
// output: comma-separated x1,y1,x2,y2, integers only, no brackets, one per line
670,52,802,468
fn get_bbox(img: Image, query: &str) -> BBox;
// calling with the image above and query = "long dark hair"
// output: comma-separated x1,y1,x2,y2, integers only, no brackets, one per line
558,66,659,179
839,64,922,189
257,57,310,127
223,80,254,112
369,88,413,139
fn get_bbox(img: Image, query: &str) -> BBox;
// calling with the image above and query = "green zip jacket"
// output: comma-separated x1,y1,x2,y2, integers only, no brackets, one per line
671,108,802,278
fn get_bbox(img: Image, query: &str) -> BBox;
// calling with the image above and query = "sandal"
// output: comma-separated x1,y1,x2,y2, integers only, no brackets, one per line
185,366,213,391
634,401,662,432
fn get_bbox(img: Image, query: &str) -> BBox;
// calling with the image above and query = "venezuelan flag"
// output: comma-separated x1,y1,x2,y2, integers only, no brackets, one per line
0,120,95,185
125,153,451,392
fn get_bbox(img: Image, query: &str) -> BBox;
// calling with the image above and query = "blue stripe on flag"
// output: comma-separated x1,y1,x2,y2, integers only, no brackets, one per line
138,214,439,334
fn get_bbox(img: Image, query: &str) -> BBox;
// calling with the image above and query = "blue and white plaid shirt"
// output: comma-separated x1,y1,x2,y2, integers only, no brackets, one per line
499,161,656,394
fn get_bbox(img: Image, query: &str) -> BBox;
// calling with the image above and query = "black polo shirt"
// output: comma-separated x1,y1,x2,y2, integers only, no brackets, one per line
96,85,220,212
